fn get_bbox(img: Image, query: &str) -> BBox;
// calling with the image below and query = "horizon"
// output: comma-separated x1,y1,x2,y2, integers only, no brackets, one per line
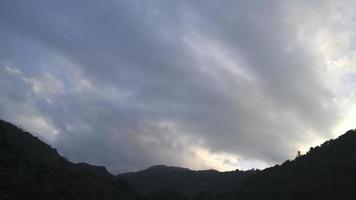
2,117,355,175
1,0,356,174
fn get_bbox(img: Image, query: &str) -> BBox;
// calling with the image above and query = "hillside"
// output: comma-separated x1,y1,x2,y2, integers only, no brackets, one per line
2,118,356,200
238,129,356,200
0,119,141,200
119,129,356,199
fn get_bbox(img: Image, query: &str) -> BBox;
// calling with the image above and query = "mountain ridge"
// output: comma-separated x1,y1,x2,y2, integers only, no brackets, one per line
0,119,141,200
2,118,356,199
121,164,225,175
117,163,252,197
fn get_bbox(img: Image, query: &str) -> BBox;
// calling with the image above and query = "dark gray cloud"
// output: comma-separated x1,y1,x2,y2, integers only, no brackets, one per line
0,0,355,173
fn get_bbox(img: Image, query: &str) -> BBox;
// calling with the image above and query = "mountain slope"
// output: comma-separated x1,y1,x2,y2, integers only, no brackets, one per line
238,129,356,200
0,119,140,200
2,118,356,200
119,129,356,200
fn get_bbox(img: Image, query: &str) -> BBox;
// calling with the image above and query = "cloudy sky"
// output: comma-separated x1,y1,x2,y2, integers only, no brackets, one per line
1,0,356,173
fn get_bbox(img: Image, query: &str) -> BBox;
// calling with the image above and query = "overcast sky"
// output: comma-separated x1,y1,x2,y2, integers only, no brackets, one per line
1,0,356,173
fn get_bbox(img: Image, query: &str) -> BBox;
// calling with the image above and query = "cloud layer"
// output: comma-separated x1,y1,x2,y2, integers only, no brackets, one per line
1,0,356,173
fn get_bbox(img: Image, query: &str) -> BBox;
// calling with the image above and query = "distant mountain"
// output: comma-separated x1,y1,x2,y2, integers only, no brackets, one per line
2,118,356,200
118,164,255,198
0,119,141,200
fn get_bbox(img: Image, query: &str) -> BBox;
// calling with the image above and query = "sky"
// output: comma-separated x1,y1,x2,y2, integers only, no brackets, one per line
1,0,356,173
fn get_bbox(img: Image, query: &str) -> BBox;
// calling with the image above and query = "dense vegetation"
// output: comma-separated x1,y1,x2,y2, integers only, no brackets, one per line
1,119,356,199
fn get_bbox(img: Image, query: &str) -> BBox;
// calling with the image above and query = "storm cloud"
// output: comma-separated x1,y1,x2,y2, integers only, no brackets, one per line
1,0,356,173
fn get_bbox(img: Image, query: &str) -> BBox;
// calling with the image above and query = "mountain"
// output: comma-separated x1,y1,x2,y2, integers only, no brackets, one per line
119,129,356,199
0,119,141,200
238,129,356,200
2,118,356,200
118,165,256,199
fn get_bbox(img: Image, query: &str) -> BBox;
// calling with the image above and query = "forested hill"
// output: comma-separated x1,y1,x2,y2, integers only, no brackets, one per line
2,118,356,200
238,129,356,200
0,119,141,200
119,129,356,199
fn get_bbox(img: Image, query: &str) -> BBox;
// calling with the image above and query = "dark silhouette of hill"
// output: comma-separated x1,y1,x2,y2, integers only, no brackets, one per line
118,165,256,199
238,129,356,200
2,118,356,200
0,119,141,200
119,129,356,199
